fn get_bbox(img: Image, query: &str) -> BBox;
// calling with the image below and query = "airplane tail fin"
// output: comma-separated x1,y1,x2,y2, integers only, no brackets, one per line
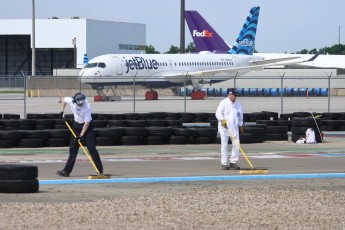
185,10,230,52
229,6,260,55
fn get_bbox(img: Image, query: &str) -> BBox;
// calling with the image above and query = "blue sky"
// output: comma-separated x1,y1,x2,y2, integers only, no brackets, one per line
2,0,345,53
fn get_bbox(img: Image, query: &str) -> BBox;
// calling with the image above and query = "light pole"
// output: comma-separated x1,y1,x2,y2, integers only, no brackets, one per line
72,37,77,68
180,0,185,54
32,0,36,76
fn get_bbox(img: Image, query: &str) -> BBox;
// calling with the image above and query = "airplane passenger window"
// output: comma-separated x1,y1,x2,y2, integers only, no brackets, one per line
86,63,98,68
98,63,106,68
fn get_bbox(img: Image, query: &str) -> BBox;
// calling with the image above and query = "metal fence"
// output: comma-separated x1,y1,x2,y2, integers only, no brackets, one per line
0,71,345,118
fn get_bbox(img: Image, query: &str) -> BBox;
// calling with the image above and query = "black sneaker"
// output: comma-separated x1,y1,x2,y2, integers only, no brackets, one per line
229,163,241,170
222,165,230,170
56,170,70,177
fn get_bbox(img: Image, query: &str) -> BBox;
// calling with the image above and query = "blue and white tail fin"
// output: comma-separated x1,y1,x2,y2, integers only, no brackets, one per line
228,6,260,55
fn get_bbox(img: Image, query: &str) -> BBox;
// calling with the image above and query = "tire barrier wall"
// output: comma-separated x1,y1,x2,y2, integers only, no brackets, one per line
0,164,39,193
0,111,344,148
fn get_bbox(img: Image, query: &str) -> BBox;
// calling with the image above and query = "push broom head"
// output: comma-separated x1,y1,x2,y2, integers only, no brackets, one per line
240,167,268,175
88,174,112,179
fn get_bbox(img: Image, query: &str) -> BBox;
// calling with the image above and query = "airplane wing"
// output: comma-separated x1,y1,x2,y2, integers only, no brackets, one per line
158,54,319,78
184,56,304,76
249,56,302,66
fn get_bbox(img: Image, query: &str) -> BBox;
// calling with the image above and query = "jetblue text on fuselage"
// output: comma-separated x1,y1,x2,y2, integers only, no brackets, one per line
125,57,159,73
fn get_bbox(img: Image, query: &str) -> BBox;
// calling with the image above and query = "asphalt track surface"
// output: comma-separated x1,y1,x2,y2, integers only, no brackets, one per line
0,95,345,203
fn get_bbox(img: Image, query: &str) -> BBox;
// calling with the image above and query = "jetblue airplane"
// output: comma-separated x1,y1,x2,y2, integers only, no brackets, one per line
79,6,301,90
185,8,345,68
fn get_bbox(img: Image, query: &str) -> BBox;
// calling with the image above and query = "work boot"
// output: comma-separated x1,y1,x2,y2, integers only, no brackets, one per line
229,163,241,170
222,165,230,170
56,170,70,177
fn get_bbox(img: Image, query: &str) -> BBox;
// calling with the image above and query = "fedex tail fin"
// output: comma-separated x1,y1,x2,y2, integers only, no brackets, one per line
185,10,230,52
228,7,260,55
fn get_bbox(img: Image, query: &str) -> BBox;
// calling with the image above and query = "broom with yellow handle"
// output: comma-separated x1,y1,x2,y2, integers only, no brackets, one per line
65,121,111,179
226,127,268,174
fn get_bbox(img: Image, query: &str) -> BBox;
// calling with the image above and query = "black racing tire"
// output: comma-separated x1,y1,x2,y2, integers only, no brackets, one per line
266,126,288,135
126,120,146,127
0,139,14,148
266,134,289,141
18,139,45,148
292,117,321,127
0,119,21,128
23,130,50,139
146,120,167,127
91,120,108,128
123,127,149,137
239,133,252,144
3,114,20,119
124,113,142,120
279,113,292,120
256,120,277,126
47,138,66,147
190,127,218,137
243,126,265,136
168,136,190,144
96,137,115,146
119,136,141,145
26,113,47,119
251,135,264,143
94,127,124,138
321,120,343,127
48,129,71,139
166,120,183,127
0,179,39,193
292,112,310,118
0,164,38,180
172,128,197,137
142,136,165,145
146,127,173,138
35,119,55,127
111,114,126,120
107,120,127,127
0,130,24,140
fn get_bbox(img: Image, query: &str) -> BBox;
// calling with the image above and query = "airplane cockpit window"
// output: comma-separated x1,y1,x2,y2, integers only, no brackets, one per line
86,63,98,68
98,62,106,68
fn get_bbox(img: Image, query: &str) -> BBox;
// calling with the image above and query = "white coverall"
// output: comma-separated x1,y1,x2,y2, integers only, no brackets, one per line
296,128,316,144
215,98,243,166
305,128,316,143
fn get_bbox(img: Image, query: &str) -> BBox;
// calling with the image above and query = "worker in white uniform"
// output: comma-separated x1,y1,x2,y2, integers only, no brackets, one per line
305,128,316,143
296,128,317,144
56,93,104,177
215,88,244,170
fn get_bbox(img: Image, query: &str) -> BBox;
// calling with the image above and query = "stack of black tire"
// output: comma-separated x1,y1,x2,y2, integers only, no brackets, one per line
291,117,322,143
0,164,39,193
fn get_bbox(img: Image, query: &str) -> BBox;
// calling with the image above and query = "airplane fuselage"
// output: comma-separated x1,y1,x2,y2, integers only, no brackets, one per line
79,53,263,88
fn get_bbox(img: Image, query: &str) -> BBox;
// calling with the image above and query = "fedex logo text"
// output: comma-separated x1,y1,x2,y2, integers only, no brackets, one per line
192,30,213,38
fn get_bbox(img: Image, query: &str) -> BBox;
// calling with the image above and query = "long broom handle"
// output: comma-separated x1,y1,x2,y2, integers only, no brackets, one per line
309,108,323,143
226,128,254,169
65,121,101,174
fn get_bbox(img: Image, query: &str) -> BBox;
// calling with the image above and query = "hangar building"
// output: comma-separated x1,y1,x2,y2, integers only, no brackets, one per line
0,19,146,75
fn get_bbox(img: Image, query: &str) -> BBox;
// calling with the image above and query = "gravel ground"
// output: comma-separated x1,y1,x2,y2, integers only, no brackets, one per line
1,182,345,229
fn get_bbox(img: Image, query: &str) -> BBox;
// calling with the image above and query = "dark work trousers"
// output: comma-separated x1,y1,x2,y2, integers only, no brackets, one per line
63,122,103,174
